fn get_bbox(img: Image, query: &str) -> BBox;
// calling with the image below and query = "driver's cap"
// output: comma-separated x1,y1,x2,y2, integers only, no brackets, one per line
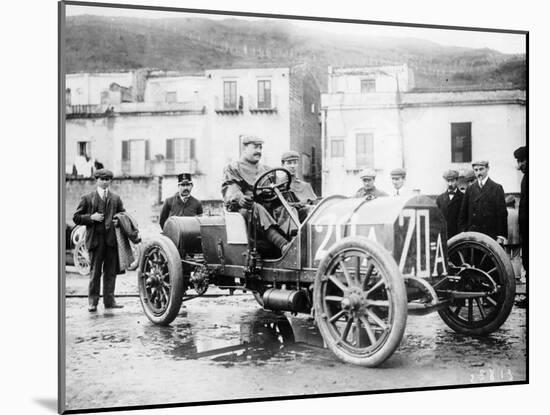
242,135,264,145
281,150,300,162
359,168,376,179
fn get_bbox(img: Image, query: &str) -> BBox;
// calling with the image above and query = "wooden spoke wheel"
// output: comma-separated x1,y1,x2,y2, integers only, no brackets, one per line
438,232,516,335
138,235,184,325
73,240,90,276
313,236,407,367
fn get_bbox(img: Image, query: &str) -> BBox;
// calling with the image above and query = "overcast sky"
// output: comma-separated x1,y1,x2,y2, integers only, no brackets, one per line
66,4,526,55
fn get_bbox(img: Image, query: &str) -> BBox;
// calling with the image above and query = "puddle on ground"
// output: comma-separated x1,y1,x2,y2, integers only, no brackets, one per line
137,308,326,364
133,301,525,366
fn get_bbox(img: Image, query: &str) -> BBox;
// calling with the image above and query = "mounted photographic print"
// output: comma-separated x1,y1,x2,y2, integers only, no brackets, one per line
59,1,528,413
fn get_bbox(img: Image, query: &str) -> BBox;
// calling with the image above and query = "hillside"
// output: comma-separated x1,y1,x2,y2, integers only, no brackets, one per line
65,15,526,91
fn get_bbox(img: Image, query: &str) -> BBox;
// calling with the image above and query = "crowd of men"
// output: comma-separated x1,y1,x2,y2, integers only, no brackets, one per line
73,135,528,311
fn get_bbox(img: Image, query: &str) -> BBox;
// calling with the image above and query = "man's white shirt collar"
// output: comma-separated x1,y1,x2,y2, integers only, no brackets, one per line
479,176,489,187
97,188,108,199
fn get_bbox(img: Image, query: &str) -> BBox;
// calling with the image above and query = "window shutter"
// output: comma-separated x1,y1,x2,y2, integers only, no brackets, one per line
189,139,196,160
122,140,129,161
166,139,174,160
145,140,150,161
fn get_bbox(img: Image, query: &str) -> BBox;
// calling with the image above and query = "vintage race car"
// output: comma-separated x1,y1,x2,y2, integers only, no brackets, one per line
137,168,515,367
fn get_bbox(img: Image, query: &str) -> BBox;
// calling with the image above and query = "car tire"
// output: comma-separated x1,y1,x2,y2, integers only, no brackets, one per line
438,231,516,335
73,239,91,276
138,235,184,326
313,236,407,367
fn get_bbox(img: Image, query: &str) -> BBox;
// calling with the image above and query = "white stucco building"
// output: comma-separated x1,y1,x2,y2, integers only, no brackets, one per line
65,65,322,201
321,64,526,196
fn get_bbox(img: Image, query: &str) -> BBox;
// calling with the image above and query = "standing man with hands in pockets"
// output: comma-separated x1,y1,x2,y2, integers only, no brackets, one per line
73,169,126,312
458,160,508,244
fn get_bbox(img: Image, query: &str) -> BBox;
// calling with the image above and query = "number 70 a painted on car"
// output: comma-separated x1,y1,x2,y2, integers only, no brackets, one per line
306,195,449,278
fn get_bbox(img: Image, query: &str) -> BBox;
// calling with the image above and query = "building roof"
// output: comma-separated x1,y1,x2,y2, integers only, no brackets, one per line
400,89,525,107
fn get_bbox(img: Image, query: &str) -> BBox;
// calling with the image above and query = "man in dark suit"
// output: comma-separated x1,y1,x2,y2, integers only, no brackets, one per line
436,169,464,239
513,146,528,280
159,173,203,229
73,169,126,312
458,160,508,243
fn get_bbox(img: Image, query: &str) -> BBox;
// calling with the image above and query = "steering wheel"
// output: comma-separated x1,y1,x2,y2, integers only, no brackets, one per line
252,168,292,203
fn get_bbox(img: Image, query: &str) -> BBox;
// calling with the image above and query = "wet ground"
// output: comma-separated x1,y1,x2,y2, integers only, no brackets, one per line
63,269,527,412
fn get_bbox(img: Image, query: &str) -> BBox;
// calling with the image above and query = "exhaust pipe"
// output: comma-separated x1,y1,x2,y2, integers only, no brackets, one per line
262,288,309,313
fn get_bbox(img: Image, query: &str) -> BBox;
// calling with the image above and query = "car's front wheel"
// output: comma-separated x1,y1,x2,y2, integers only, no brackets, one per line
138,235,184,325
313,236,407,367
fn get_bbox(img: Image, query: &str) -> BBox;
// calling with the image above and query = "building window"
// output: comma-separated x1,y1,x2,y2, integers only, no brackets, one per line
356,133,374,168
257,80,271,108
166,138,196,163
361,79,376,93
166,91,177,103
77,141,90,157
121,139,150,175
451,122,472,163
223,81,237,109
331,139,345,158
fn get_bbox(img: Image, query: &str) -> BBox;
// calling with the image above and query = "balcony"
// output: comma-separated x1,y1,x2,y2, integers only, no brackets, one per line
117,101,206,115
120,160,152,177
164,159,198,175
65,104,109,118
249,94,278,114
214,96,243,115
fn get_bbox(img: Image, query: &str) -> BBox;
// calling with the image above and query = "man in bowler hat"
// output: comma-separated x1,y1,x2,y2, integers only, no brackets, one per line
458,160,507,243
73,169,126,312
159,173,203,229
436,169,464,239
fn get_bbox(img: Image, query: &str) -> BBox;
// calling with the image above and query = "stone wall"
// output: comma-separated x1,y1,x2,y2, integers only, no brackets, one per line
65,176,224,238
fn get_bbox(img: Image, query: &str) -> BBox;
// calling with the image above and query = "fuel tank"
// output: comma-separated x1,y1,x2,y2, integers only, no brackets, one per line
162,216,202,257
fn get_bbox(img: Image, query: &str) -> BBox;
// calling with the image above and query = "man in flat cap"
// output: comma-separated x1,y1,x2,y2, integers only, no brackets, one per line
222,135,290,253
458,160,507,243
159,173,203,229
390,168,413,196
514,146,528,292
73,169,126,312
458,169,476,193
436,170,464,239
280,150,317,203
354,168,388,200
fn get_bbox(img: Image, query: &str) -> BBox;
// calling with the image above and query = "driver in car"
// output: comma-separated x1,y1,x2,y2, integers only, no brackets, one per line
222,135,291,253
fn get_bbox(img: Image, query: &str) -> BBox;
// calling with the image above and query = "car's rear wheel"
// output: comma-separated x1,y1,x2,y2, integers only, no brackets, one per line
313,236,407,367
438,232,515,335
73,239,90,276
138,235,184,325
